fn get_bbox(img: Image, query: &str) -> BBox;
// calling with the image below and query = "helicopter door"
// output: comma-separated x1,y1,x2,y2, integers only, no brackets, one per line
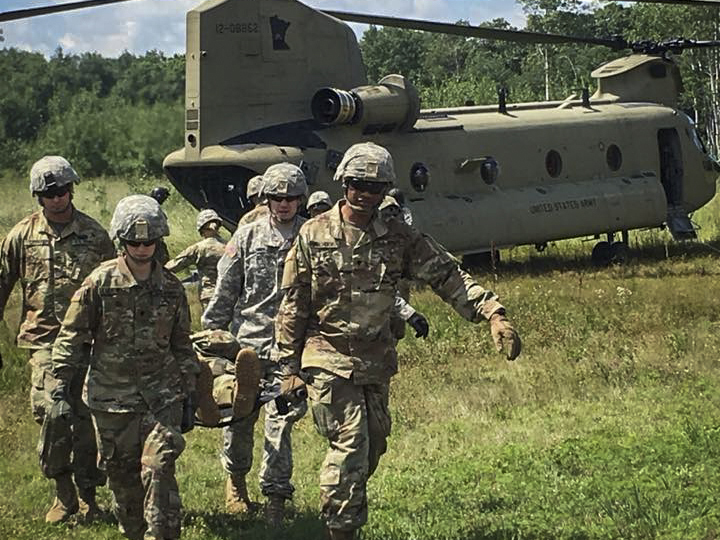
658,128,697,240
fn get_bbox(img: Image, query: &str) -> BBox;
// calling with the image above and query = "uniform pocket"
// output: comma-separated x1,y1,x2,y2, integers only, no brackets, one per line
319,464,341,487
99,288,132,340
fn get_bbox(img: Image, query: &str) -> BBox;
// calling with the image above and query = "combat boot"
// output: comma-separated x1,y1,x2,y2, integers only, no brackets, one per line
78,486,103,522
45,473,79,523
326,527,356,540
225,475,259,514
233,348,261,418
264,494,286,527
196,361,221,426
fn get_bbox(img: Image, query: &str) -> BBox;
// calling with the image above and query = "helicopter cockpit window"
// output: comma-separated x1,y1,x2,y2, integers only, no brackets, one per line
545,150,562,178
410,163,430,192
606,144,622,171
687,127,707,154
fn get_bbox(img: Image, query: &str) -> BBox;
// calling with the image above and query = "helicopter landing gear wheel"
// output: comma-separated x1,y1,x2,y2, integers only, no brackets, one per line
462,250,501,271
609,241,629,264
591,241,612,266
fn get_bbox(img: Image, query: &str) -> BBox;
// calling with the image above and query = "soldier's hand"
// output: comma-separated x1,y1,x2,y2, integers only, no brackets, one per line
280,374,307,403
407,312,429,339
48,386,73,420
490,312,521,360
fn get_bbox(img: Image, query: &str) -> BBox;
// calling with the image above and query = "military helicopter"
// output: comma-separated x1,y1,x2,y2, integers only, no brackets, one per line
3,0,720,265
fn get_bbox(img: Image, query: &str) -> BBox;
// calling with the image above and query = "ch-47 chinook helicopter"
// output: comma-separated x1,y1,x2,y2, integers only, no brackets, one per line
3,0,720,265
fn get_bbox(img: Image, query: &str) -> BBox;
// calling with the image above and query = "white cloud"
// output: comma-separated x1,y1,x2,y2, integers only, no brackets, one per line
1,0,526,56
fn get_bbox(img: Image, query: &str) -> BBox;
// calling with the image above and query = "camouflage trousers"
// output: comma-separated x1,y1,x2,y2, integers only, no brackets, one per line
30,349,105,488
221,361,307,499
305,368,391,531
92,403,185,540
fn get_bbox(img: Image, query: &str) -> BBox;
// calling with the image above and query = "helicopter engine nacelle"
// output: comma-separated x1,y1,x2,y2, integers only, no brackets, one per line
311,74,420,132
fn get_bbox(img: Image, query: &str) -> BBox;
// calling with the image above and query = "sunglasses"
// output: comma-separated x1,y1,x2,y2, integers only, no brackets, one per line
125,239,157,248
268,194,301,203
347,179,386,195
38,185,71,199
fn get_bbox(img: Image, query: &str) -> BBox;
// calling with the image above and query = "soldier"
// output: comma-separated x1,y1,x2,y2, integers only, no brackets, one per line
166,209,226,311
313,192,429,340
149,186,171,206
387,187,413,226
274,142,522,539
307,190,333,218
148,186,171,265
0,156,114,523
202,163,308,525
50,195,200,540
238,175,269,226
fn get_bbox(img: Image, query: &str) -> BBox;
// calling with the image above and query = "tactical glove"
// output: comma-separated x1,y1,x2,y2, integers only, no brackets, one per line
280,375,308,403
181,392,197,434
407,312,429,339
489,312,522,361
48,385,73,421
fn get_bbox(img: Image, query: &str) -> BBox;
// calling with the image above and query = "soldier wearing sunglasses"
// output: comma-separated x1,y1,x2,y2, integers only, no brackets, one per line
0,156,115,523
202,163,309,526
274,142,522,540
50,195,200,540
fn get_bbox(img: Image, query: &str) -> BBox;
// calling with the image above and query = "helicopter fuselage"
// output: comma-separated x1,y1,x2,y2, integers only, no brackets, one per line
165,97,716,254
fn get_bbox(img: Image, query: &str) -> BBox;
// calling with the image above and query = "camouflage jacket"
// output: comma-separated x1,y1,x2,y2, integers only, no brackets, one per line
0,208,115,349
202,214,305,359
166,235,225,302
238,204,270,227
52,256,199,413
275,201,504,384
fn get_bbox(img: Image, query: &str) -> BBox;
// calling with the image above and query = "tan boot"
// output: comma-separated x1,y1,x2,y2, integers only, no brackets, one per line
233,348,261,418
196,361,221,426
78,486,103,522
326,527,356,540
264,495,286,528
45,474,79,523
225,476,259,514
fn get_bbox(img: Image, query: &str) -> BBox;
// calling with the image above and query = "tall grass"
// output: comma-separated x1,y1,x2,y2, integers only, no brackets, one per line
1,175,720,539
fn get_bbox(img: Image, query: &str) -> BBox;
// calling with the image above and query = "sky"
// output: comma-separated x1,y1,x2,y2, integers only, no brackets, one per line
0,0,528,57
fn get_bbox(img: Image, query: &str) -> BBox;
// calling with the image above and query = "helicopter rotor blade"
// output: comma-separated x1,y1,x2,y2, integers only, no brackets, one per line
608,0,720,7
0,0,138,23
323,10,628,50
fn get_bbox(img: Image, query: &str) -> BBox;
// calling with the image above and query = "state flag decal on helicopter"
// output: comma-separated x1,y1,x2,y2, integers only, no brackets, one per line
270,15,290,50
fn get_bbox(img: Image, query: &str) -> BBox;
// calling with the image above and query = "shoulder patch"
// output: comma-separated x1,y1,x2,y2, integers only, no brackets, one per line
224,241,238,258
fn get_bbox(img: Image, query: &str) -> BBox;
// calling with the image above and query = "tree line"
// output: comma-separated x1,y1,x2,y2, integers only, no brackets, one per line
1,0,719,178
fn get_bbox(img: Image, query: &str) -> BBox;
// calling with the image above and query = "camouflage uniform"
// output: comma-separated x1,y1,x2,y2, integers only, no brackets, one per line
166,236,225,310
52,195,199,540
203,214,307,500
238,204,270,227
166,211,225,312
203,163,308,506
0,156,113,507
275,143,508,533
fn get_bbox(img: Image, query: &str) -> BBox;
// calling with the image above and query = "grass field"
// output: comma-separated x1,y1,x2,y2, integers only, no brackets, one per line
2,174,720,539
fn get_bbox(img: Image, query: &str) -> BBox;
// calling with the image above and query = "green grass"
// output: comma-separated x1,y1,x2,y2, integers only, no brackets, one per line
2,175,720,539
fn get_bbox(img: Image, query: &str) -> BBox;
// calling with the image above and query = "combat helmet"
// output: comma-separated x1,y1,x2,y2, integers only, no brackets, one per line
307,190,332,211
29,156,80,195
110,195,169,242
263,163,308,201
196,209,222,231
333,142,396,185
246,175,264,201
150,186,170,205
